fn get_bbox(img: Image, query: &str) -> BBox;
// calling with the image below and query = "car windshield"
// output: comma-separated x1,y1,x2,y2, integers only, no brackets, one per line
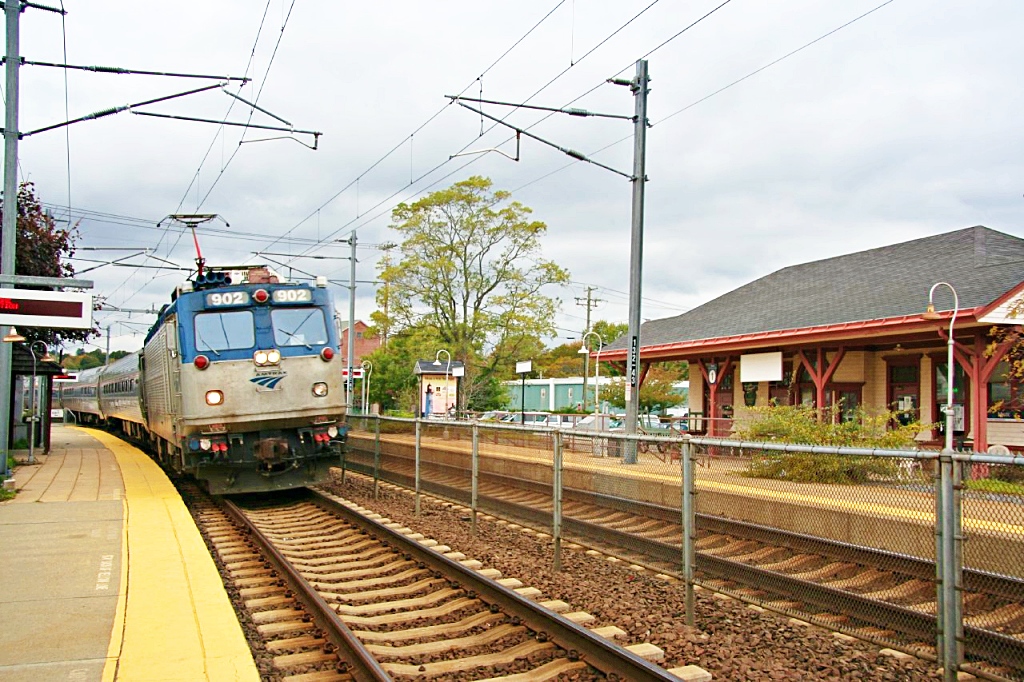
195,310,255,352
271,307,328,348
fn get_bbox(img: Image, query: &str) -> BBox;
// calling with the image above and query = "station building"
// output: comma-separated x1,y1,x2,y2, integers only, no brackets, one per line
600,225,1024,452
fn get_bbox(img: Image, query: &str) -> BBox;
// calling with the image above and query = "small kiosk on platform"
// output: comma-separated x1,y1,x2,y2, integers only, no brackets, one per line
414,358,465,418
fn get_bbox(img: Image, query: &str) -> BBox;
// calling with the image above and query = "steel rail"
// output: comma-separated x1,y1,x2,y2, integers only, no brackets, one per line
219,497,392,682
306,488,682,681
339,454,1024,673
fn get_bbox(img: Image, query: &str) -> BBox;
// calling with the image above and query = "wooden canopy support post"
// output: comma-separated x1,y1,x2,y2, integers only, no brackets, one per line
942,328,1019,454
795,346,846,421
698,357,733,437
639,362,651,387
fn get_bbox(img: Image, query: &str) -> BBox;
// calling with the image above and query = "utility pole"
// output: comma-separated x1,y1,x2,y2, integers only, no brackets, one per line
446,60,650,460
623,60,649,465
575,286,602,410
0,1,23,477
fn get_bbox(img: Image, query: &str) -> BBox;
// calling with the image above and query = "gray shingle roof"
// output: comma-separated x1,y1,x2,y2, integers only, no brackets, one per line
606,226,1024,351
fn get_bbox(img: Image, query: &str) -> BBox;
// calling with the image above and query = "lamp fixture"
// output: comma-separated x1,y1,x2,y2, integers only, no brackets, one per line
922,302,941,320
2,327,25,343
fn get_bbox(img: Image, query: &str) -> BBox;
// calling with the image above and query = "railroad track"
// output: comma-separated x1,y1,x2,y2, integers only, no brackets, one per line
180,483,384,681
339,455,1024,680
193,483,684,681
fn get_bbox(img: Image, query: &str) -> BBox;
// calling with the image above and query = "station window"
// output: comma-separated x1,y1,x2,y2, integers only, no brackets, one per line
989,361,1024,417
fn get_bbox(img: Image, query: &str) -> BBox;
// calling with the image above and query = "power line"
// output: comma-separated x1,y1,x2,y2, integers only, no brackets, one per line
654,0,897,129
255,0,572,258
275,0,725,271
188,0,299,212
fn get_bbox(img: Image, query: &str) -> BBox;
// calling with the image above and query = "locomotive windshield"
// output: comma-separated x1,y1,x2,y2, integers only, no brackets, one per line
195,310,256,352
271,307,328,348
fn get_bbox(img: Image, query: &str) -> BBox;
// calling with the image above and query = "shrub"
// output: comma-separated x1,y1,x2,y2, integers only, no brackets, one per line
735,404,928,484
989,464,1024,484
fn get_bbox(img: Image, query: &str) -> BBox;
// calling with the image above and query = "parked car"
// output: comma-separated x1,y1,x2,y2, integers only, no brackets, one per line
571,414,619,432
477,410,509,421
545,413,583,428
609,414,672,434
500,411,550,425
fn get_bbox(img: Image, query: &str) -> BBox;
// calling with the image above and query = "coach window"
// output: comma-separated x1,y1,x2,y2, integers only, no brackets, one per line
272,308,328,347
195,310,255,352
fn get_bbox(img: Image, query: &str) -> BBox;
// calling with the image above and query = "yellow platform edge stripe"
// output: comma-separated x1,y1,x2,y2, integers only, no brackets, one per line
80,428,260,682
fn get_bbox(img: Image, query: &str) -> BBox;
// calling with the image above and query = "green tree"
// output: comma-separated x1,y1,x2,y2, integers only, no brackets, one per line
592,320,627,347
536,341,588,378
590,320,628,376
0,182,94,347
62,348,106,370
602,365,687,413
377,176,570,409
361,325,442,414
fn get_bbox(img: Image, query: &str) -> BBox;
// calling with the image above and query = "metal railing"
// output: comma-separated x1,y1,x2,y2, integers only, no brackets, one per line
339,415,1024,681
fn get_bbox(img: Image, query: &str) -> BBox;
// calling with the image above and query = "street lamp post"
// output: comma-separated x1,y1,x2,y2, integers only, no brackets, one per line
923,281,961,681
923,282,959,452
578,331,603,413
433,349,451,417
361,360,373,415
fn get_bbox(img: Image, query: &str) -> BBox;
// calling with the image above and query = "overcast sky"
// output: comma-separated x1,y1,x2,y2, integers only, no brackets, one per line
11,0,1024,354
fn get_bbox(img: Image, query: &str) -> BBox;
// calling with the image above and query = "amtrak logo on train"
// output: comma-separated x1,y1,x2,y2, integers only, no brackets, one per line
250,370,286,391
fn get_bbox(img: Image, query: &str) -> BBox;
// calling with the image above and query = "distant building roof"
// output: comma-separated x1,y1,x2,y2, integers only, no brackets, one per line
413,359,465,375
605,225,1024,352
10,345,64,376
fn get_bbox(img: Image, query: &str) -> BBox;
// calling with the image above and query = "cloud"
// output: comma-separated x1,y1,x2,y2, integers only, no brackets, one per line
12,0,1023,353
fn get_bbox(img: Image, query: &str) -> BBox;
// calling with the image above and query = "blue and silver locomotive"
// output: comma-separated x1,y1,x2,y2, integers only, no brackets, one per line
62,265,348,494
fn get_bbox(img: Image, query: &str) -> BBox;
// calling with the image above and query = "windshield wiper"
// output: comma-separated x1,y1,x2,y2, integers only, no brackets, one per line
280,329,312,349
195,329,222,356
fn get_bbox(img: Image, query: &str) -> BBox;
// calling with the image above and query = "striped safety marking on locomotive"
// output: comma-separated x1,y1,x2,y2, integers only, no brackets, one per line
250,374,285,390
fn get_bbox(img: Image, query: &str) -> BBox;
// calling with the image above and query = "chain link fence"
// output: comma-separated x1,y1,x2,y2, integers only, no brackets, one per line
336,415,1024,680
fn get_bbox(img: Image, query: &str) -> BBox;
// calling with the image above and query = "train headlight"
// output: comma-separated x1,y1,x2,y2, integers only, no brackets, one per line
205,390,224,406
253,349,281,366
327,425,339,438
199,438,212,451
194,354,210,370
312,382,328,397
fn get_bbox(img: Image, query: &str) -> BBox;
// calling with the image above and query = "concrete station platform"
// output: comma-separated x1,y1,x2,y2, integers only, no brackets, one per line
0,425,258,682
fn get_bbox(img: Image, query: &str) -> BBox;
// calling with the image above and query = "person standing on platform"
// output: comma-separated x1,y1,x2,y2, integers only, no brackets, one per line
423,384,433,417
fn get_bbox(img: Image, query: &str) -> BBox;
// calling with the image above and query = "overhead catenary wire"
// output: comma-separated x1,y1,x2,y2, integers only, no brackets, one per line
255,0,573,256
292,0,893,329
271,0,691,270
183,0,299,213
121,0,282,307
94,1,895,334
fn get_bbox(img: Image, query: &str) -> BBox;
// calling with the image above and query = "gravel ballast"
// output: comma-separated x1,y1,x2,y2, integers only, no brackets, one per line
323,474,943,681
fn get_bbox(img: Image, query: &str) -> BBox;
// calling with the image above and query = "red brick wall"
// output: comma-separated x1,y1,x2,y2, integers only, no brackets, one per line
340,321,380,363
